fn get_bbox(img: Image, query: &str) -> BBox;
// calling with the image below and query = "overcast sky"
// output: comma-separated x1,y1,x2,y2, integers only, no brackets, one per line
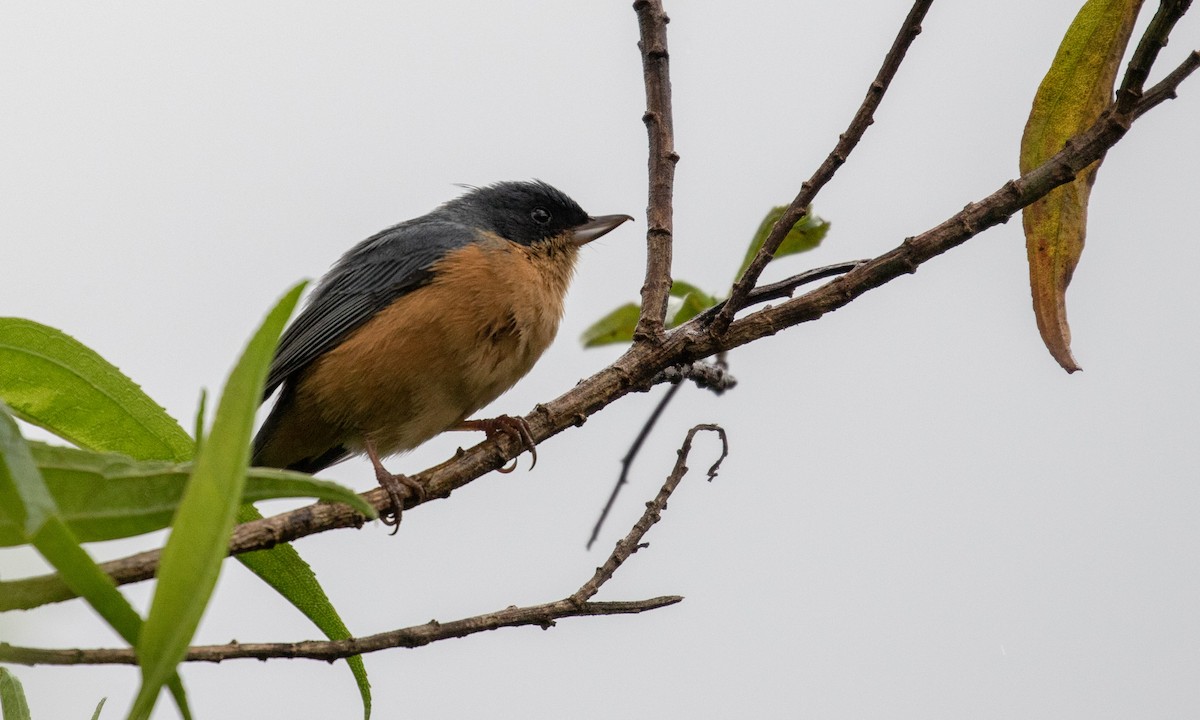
2,1,1198,718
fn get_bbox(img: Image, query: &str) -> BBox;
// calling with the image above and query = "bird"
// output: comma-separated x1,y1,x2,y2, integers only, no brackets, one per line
251,180,632,526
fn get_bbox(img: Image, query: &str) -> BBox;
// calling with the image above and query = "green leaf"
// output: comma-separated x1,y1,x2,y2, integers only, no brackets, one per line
1019,0,1143,373
582,207,829,348
0,410,55,538
0,443,374,547
91,697,108,720
0,301,369,715
581,283,721,347
0,318,193,462
130,283,305,720
736,206,830,279
0,405,138,641
0,668,32,720
667,280,720,328
193,389,208,456
580,303,641,347
0,403,193,720
667,280,707,299
236,504,372,719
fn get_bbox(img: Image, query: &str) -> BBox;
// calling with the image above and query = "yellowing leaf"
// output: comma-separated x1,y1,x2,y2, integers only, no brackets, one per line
1020,0,1143,372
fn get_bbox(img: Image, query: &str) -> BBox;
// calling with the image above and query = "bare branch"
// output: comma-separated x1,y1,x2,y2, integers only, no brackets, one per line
0,424,728,666
574,423,727,604
1132,49,1200,119
0,597,680,666
1117,0,1193,113
586,382,681,550
588,362,733,548
722,90,1200,351
633,0,679,343
697,261,865,324
711,0,935,334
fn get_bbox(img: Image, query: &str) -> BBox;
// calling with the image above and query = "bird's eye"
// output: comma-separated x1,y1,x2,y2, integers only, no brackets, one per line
530,207,552,225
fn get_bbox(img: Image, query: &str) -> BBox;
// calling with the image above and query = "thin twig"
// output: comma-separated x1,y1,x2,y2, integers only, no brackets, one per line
584,266,861,548
695,261,866,326
711,0,935,335
3,11,1194,613
575,423,728,604
0,598,680,666
633,0,679,343
0,424,729,667
1117,0,1193,113
1132,49,1200,119
585,382,681,550
587,358,734,547
720,62,1200,351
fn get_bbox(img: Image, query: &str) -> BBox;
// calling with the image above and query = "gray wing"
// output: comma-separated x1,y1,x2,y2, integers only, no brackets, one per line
262,218,474,399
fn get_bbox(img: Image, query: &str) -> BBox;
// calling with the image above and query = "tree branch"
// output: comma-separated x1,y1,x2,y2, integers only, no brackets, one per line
720,74,1198,351
585,382,680,551
576,423,726,602
698,261,866,322
711,0,935,335
633,0,678,343
1132,49,1200,119
2,5,1193,614
0,597,682,666
1117,0,1193,113
0,424,729,666
650,360,737,394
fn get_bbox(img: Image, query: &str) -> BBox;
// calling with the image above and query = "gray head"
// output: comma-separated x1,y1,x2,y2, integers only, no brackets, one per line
440,181,621,247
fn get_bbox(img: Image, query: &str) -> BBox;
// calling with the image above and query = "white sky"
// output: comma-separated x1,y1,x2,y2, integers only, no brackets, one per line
2,1,1198,718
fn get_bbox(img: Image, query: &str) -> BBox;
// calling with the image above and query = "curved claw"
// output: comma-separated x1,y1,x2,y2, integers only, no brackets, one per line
364,439,425,535
378,478,407,534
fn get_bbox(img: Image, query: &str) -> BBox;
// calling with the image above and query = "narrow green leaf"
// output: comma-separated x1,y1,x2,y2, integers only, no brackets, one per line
0,443,374,547
164,682,192,720
580,303,641,347
0,408,55,537
0,300,367,714
0,403,193,720
193,389,208,456
0,668,32,720
0,404,139,642
0,318,193,462
1020,0,1143,372
130,283,305,720
91,697,108,720
237,504,372,719
31,519,147,649
736,206,830,279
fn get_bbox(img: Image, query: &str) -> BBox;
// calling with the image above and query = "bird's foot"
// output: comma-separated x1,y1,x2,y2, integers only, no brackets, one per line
365,441,425,534
458,415,538,472
374,469,426,533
